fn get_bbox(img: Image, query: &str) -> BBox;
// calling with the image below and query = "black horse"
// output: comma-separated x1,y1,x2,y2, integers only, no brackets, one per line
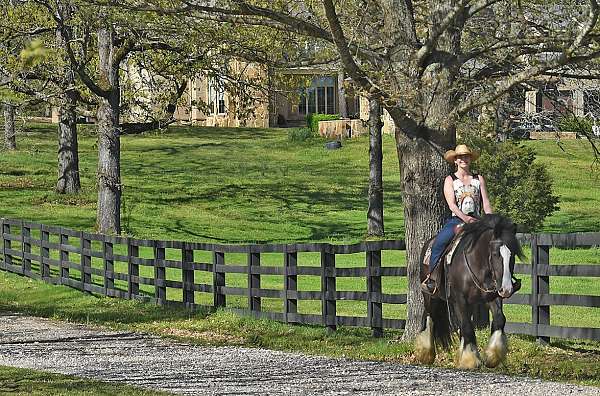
415,214,524,369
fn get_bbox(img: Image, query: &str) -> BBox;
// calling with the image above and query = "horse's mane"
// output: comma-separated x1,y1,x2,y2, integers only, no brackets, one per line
459,214,525,260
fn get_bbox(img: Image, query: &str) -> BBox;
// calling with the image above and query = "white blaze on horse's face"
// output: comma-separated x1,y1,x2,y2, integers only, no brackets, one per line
498,245,513,298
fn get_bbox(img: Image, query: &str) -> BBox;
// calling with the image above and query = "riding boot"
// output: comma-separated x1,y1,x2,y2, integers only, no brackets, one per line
420,273,437,295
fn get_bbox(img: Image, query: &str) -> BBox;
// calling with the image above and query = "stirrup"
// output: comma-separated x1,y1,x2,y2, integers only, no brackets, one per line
421,273,437,295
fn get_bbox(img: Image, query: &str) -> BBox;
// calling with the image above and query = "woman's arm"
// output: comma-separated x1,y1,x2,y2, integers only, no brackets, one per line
443,175,476,223
479,175,493,214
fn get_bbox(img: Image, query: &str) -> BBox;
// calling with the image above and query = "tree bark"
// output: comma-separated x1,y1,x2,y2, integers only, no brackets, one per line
337,70,347,118
56,18,81,194
4,103,16,150
56,101,81,194
96,27,121,234
397,135,451,339
367,98,384,237
394,0,462,340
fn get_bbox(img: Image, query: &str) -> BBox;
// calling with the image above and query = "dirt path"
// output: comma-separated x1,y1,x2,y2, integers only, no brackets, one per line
0,313,597,395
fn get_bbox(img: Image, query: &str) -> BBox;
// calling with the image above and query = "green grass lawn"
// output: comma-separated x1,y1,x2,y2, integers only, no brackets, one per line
1,124,598,325
0,270,598,387
0,124,599,387
0,365,171,395
1,124,598,241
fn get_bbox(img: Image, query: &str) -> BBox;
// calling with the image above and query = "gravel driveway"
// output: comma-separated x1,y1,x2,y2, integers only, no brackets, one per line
0,313,597,395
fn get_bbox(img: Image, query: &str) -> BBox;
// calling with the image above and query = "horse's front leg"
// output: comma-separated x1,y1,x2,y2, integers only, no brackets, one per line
483,297,508,368
456,296,481,369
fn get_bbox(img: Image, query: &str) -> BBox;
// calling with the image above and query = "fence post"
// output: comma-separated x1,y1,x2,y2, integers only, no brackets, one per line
213,251,226,308
321,250,336,332
22,223,31,274
103,238,114,296
154,241,166,305
532,235,550,345
41,226,50,279
128,239,139,298
2,222,11,268
182,243,195,308
80,232,91,292
248,250,261,312
367,250,383,338
284,251,298,323
60,230,69,282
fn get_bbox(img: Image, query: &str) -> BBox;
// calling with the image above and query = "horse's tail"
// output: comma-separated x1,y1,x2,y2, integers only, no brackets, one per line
430,298,453,350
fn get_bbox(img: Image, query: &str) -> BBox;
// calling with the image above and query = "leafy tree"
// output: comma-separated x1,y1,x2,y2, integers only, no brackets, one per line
156,0,600,338
1,1,83,192
465,136,559,232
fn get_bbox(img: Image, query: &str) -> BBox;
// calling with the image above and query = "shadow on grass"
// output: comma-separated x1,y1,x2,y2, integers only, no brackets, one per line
0,272,210,326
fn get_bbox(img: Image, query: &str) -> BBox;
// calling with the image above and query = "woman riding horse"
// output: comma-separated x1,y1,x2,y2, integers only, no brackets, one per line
415,145,524,369
421,144,493,294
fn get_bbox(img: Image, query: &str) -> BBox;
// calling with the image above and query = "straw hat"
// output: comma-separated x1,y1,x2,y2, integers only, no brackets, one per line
444,144,479,163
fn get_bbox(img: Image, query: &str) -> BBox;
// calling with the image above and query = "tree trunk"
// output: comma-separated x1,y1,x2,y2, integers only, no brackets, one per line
337,70,347,118
397,136,450,339
395,0,462,340
96,28,121,234
56,102,81,194
4,103,16,150
56,20,81,194
367,98,384,236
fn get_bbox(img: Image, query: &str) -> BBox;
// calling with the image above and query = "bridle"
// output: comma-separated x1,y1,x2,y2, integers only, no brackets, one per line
462,238,505,294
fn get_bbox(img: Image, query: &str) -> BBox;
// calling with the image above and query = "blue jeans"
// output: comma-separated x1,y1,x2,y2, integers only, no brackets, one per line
429,217,463,273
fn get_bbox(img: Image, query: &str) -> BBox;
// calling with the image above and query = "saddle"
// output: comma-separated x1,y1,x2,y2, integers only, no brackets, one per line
423,231,464,297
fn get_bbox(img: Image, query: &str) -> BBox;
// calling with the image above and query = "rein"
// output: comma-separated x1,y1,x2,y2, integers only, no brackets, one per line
462,247,499,294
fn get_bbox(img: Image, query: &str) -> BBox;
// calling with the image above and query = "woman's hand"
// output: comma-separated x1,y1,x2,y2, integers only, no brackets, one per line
463,215,477,224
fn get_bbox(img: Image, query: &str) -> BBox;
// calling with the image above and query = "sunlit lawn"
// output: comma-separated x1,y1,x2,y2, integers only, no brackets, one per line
1,124,599,328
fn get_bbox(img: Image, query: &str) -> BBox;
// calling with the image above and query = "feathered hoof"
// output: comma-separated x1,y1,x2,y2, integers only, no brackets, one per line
483,330,508,368
414,316,435,364
456,340,481,369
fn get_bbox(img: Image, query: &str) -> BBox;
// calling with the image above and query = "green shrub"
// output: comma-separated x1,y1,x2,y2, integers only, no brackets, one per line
305,113,340,133
464,136,559,232
288,127,315,142
557,116,593,135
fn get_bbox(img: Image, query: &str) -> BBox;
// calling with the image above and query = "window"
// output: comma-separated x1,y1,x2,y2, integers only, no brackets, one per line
298,76,337,115
307,88,316,114
208,77,226,115
208,78,217,115
326,86,335,114
317,87,326,113
299,92,307,115
217,89,226,114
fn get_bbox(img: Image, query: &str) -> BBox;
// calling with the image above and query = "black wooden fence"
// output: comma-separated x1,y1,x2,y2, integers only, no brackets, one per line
1,217,599,342
507,233,600,343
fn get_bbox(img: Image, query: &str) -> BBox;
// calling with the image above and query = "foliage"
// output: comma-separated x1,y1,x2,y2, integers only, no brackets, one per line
287,126,315,142
306,113,340,133
464,136,560,232
557,116,593,135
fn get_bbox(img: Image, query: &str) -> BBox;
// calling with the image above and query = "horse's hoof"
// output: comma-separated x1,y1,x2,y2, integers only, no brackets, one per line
484,330,508,368
414,317,435,364
457,341,481,369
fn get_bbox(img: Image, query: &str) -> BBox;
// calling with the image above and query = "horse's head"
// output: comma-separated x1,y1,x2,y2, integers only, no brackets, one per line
463,214,525,299
489,239,515,298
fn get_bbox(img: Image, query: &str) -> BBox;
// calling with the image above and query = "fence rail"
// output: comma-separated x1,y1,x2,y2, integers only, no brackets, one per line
1,218,599,342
